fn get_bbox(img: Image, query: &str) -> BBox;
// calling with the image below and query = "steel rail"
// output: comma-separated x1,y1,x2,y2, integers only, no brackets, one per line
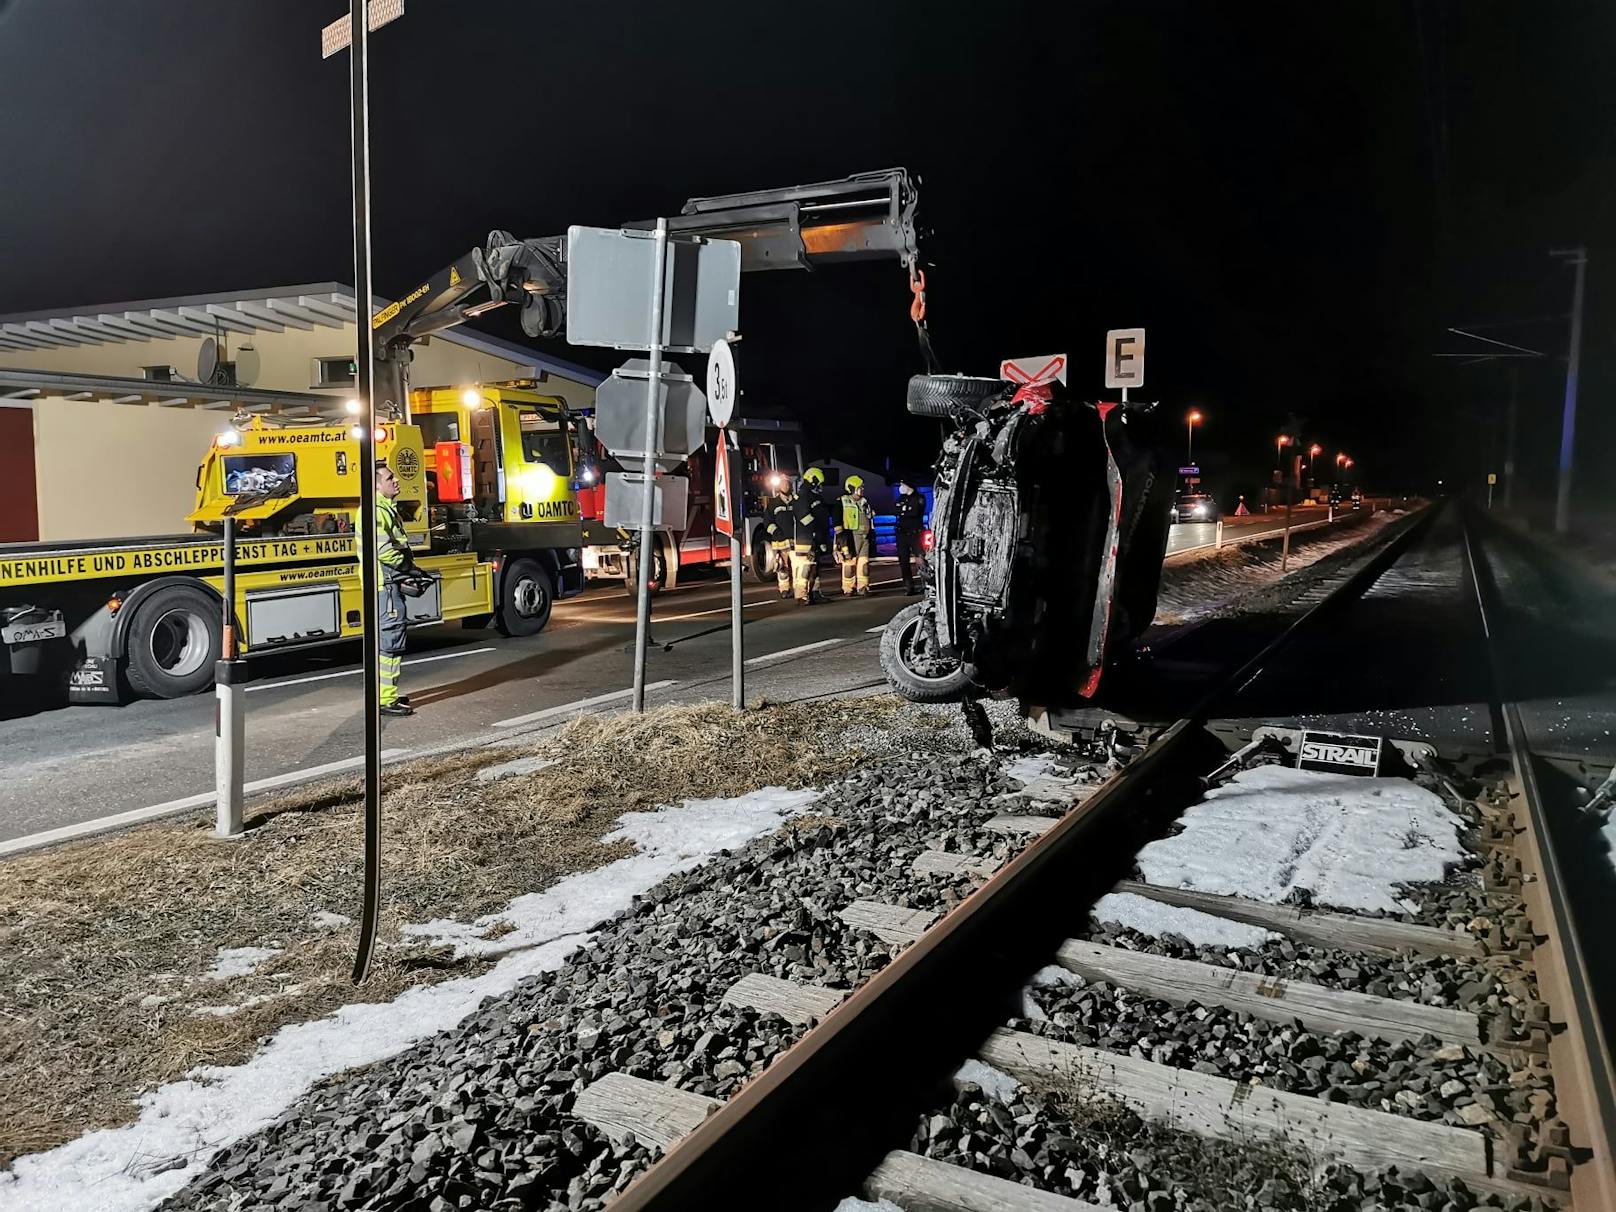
609,506,1442,1211
1463,513,1616,1207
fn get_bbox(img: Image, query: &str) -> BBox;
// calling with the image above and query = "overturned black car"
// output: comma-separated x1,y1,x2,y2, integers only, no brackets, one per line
880,369,1173,711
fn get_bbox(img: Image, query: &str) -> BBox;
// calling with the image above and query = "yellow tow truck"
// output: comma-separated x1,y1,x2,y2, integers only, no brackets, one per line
0,391,584,703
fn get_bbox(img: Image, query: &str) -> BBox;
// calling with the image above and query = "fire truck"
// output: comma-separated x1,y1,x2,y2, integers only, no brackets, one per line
574,416,806,591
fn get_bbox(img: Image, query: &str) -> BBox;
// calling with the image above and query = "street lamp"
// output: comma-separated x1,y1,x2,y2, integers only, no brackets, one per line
1186,410,1203,461
1307,443,1322,489
1275,433,1292,470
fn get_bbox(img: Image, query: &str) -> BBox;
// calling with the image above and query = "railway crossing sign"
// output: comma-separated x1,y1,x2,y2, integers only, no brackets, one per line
714,427,735,539
1000,354,1068,387
1104,328,1146,389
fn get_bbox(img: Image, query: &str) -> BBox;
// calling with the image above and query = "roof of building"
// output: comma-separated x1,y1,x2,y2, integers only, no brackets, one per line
0,282,605,387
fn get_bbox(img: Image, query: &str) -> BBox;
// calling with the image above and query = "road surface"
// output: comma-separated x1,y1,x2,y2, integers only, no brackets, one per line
0,562,918,846
1165,504,1354,555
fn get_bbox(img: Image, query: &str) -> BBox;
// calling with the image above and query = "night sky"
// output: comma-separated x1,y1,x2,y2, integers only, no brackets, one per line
0,1,1611,513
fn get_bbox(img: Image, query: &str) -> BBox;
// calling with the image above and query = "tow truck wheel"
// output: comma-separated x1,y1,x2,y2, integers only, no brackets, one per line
880,602,974,703
124,584,223,699
496,559,553,637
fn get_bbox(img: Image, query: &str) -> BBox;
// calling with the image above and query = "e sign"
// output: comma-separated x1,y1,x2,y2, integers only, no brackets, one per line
1104,328,1146,389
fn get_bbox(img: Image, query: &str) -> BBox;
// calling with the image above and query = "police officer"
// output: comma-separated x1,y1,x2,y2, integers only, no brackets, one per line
763,478,797,599
375,459,413,717
893,478,926,595
792,468,832,604
838,475,876,596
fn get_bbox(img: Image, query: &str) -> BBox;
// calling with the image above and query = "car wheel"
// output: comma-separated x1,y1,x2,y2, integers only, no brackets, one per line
750,534,774,582
496,558,554,636
124,584,222,699
906,374,1004,418
622,546,667,596
880,602,974,703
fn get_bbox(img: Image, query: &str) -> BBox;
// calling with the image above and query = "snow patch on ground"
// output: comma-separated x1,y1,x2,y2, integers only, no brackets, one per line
203,947,279,982
1137,765,1464,914
954,1058,1022,1102
1003,754,1084,803
1029,964,1083,989
309,911,350,929
0,786,820,1212
835,1200,904,1212
1092,890,1279,949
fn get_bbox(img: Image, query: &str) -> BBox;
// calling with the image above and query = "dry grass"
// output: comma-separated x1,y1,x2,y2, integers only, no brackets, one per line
0,695,932,1168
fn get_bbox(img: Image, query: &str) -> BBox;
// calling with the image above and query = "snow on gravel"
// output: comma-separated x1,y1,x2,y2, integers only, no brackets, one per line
203,947,279,982
953,1058,1022,1102
1136,765,1466,914
0,786,820,1212
1002,753,1086,802
1091,890,1279,948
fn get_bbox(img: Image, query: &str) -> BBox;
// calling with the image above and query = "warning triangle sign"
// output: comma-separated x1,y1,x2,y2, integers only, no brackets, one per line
714,427,734,539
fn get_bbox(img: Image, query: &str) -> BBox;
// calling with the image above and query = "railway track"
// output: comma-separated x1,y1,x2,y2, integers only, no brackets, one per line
571,503,1615,1211
156,501,1614,1212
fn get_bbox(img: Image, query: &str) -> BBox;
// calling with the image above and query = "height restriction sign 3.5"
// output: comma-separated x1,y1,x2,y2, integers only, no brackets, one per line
1104,328,1146,389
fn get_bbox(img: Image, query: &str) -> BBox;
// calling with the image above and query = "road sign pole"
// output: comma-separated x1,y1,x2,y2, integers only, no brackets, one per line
345,0,384,984
213,515,245,839
631,218,670,713
728,432,744,711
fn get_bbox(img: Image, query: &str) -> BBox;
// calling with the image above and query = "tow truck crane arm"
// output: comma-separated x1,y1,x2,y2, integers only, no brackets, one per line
370,169,921,411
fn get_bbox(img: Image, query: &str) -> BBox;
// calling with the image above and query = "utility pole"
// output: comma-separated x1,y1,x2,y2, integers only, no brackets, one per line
1504,365,1518,511
1551,246,1587,534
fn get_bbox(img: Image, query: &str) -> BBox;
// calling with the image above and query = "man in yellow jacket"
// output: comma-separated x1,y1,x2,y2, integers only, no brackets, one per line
375,460,413,717
838,475,876,597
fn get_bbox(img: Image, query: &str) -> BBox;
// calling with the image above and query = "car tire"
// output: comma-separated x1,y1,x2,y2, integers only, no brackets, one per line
124,583,222,699
906,374,1004,418
750,534,775,583
622,546,667,597
880,602,974,703
496,558,554,636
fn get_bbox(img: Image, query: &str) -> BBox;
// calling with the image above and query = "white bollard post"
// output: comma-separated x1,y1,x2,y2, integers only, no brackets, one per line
1215,518,1224,549
214,662,245,837
214,515,245,839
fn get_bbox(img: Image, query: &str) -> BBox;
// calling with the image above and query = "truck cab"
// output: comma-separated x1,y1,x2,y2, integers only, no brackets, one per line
409,384,585,635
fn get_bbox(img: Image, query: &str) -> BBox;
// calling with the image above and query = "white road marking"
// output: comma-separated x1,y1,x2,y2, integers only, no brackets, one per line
247,647,497,693
490,681,678,729
743,638,849,667
0,749,411,858
866,625,888,634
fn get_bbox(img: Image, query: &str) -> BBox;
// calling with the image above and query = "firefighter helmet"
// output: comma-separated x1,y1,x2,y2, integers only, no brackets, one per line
802,467,826,485
844,474,864,491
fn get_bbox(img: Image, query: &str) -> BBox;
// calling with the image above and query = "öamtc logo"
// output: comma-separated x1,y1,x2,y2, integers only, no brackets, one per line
1296,730,1383,777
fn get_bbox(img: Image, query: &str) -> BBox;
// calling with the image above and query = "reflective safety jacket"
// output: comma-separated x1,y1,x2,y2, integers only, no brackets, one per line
840,494,874,536
794,488,832,549
376,496,411,572
765,494,797,547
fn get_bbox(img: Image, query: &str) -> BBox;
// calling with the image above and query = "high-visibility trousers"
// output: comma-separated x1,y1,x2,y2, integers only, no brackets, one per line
791,544,819,602
840,552,870,594
379,579,407,706
772,542,793,594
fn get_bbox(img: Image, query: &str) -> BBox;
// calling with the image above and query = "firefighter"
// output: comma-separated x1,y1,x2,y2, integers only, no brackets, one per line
838,474,876,596
375,459,413,717
763,478,797,598
893,478,926,595
792,468,831,604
